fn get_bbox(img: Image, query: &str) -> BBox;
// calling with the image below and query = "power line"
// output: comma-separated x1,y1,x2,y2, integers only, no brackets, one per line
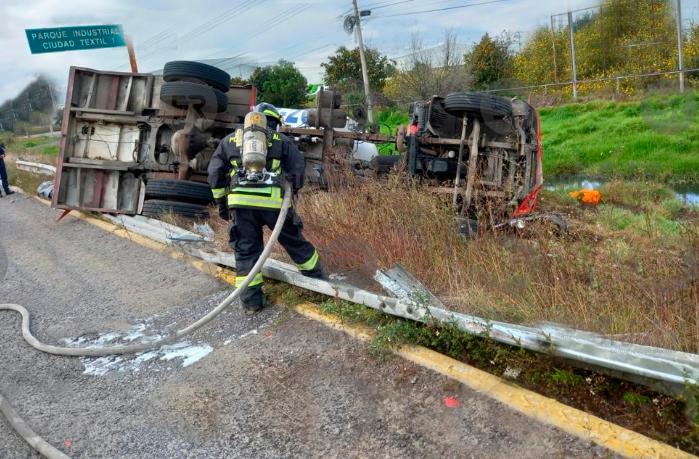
138,31,173,51
200,4,314,63
119,0,265,69
259,31,340,59
287,43,339,61
372,0,512,18
179,0,260,42
369,0,417,10
337,0,414,18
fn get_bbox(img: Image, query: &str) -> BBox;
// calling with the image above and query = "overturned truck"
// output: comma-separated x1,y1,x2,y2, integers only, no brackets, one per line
53,60,543,225
406,92,543,225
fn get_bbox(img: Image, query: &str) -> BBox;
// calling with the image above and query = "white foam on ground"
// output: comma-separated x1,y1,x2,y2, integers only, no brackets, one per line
80,341,213,375
159,342,214,367
65,321,213,376
238,329,258,340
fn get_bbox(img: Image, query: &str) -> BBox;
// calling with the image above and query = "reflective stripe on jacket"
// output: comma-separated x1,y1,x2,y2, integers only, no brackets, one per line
207,131,305,211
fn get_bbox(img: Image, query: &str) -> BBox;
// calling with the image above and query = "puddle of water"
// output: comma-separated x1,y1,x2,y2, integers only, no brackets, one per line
545,178,699,206
672,184,699,206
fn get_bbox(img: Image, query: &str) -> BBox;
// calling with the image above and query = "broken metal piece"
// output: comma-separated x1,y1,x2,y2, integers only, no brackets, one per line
15,160,56,175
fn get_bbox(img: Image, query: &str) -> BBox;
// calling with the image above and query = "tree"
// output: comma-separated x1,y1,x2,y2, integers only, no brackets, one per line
230,76,249,85
322,46,394,94
384,30,471,103
0,75,57,133
321,46,394,122
250,60,307,107
513,27,566,86
513,0,676,93
465,33,513,89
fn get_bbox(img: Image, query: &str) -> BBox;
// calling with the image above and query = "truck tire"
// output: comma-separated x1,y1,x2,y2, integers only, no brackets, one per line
142,199,210,220
444,92,512,119
160,81,228,113
163,61,231,93
145,179,213,204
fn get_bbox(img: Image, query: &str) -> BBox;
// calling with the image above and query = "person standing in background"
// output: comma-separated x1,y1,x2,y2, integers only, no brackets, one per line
0,143,14,197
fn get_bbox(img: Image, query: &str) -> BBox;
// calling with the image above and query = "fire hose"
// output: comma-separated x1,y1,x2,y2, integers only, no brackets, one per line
0,182,293,459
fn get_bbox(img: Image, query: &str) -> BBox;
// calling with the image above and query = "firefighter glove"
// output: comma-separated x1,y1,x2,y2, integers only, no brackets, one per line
216,198,230,220
287,174,303,193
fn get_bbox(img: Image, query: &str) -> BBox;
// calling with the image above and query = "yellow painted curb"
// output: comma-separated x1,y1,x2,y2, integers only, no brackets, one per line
23,195,696,459
293,302,696,459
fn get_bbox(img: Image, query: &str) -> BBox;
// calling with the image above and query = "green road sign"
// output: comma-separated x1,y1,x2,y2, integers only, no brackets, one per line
25,25,126,54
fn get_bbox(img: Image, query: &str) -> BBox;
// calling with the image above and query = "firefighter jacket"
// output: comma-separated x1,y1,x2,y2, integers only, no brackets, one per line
207,131,306,210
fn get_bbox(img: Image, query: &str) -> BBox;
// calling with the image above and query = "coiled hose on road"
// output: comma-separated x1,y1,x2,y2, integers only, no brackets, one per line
0,182,293,459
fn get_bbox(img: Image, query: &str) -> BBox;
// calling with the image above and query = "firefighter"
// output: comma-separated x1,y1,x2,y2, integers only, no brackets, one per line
208,103,324,314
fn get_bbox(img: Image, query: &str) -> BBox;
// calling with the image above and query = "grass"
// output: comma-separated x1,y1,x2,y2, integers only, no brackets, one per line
624,391,652,408
2,136,60,195
2,134,60,162
550,369,584,386
294,173,699,353
539,92,699,183
1,134,60,195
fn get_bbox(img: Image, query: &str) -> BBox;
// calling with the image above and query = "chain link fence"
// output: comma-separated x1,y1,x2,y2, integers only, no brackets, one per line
493,0,697,103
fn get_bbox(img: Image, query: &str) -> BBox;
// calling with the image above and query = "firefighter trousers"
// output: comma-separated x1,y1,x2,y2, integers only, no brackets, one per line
229,207,323,308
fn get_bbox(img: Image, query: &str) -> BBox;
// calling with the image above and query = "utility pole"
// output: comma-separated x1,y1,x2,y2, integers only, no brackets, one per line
352,0,374,124
676,0,685,93
550,15,559,83
567,11,578,101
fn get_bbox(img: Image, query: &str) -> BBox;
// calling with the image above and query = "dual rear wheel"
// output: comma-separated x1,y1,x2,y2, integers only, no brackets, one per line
148,60,233,219
159,61,232,114
142,179,213,220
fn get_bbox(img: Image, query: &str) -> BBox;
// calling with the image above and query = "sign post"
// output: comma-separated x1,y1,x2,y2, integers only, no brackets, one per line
125,37,138,73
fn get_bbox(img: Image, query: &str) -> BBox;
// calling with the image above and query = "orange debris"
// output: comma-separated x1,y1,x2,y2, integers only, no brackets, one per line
569,189,602,206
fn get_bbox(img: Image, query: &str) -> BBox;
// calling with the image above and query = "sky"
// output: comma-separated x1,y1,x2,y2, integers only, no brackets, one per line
1,0,695,105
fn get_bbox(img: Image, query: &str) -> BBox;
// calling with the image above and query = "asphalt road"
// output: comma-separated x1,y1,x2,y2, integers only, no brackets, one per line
0,195,612,458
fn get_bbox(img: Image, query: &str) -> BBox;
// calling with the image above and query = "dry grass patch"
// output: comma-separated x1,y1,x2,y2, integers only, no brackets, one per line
294,174,699,353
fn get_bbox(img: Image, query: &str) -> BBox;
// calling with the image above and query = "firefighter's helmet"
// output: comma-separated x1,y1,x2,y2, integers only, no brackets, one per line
254,103,282,126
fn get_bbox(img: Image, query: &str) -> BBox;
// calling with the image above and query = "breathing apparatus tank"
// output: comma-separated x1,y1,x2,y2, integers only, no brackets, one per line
241,111,269,180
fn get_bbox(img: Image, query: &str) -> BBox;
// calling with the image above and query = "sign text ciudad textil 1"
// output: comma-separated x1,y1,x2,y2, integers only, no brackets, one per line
25,25,126,54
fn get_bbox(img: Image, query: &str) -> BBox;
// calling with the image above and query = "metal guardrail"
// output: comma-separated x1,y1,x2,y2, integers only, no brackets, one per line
14,160,56,175
376,267,699,396
104,213,699,396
